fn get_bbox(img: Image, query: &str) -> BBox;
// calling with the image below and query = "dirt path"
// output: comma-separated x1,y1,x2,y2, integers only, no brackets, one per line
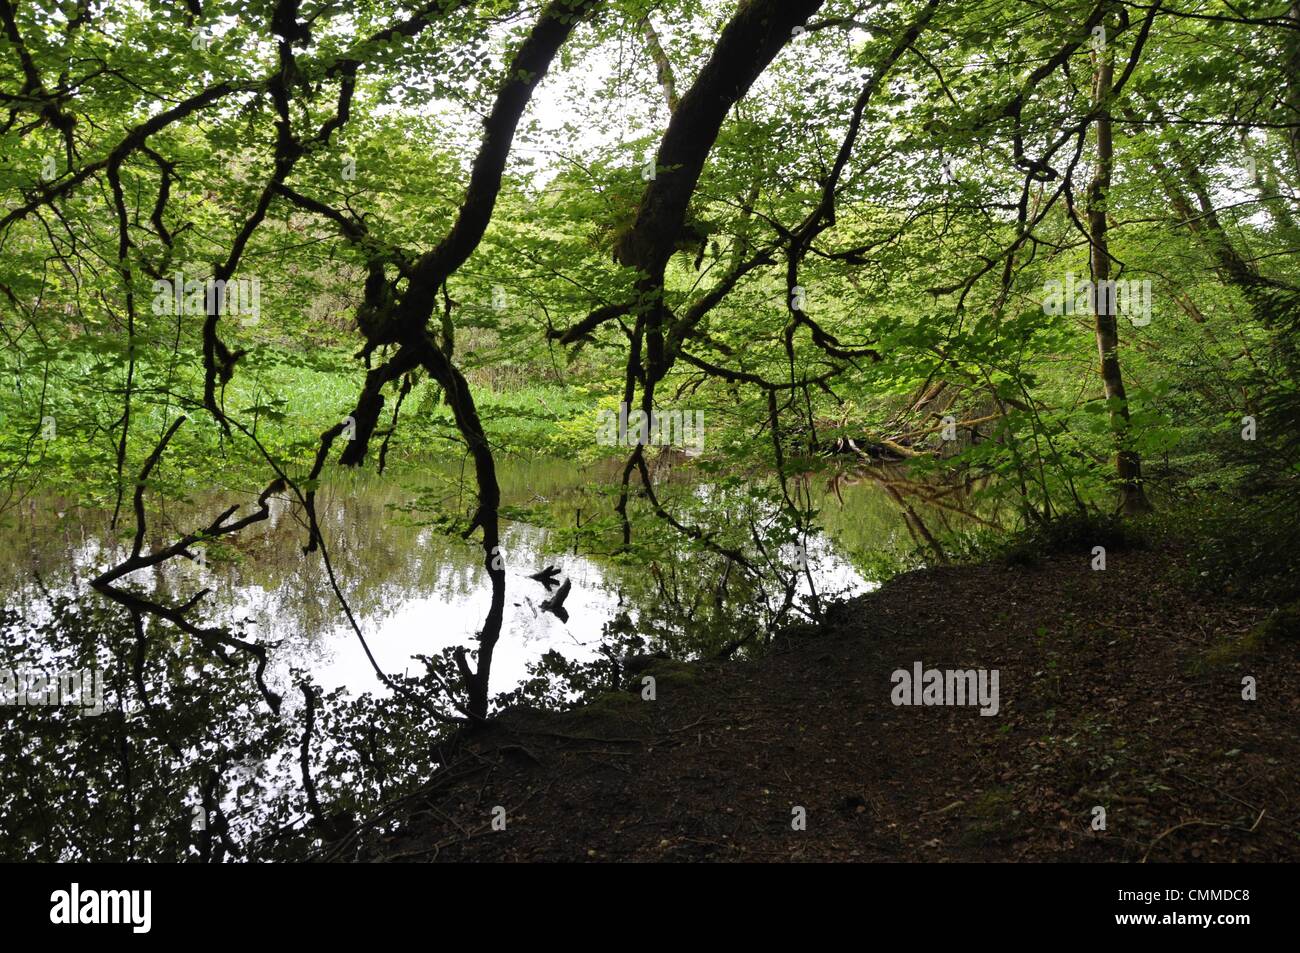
358,547,1299,861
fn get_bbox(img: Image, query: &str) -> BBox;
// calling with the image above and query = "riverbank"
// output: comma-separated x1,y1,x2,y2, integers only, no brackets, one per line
352,541,1299,862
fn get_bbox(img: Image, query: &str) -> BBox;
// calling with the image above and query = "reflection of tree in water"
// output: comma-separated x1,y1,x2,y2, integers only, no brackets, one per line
819,462,1002,568
0,457,954,860
0,592,464,862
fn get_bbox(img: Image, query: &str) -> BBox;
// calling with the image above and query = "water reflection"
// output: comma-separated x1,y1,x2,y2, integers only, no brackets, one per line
0,456,993,860
0,458,889,703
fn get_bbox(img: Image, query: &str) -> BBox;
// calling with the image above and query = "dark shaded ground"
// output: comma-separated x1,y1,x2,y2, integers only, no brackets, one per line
349,546,1299,861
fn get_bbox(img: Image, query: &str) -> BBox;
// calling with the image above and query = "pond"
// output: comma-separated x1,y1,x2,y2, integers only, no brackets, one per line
0,454,967,860
0,456,931,702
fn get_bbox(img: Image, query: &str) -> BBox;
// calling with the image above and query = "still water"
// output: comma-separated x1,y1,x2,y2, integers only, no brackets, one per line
0,457,922,703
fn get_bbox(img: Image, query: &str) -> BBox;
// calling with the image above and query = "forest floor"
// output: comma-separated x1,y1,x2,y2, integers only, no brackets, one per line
357,543,1299,862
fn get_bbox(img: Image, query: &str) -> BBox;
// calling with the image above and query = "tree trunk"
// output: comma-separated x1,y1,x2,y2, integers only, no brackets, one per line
1088,34,1152,516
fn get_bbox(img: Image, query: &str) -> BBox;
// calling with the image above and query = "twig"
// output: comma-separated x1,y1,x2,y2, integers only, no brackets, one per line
1141,808,1265,862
